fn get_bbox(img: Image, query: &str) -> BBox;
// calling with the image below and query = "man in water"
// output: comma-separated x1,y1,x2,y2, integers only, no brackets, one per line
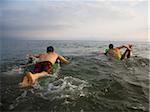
20,46,69,87
105,44,133,60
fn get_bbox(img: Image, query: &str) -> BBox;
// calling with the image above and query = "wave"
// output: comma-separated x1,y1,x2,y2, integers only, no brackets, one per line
1,55,149,112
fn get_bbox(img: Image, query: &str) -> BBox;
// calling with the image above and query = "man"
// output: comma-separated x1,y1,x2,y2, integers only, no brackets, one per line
19,46,69,87
105,44,133,60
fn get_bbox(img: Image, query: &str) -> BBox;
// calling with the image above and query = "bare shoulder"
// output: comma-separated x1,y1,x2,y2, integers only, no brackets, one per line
51,52,59,58
114,47,119,50
53,52,59,56
40,53,47,56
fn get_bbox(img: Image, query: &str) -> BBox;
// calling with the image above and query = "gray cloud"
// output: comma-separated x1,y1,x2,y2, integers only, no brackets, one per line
1,0,148,41
2,23,73,32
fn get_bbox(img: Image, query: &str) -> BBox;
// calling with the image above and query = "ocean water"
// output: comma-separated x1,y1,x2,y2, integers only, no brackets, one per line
0,40,149,112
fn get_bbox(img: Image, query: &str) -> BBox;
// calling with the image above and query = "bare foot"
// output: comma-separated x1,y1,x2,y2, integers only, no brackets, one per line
19,82,31,88
19,76,30,88
26,72,36,85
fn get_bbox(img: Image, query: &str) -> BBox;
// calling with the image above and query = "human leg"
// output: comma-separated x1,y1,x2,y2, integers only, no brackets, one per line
19,61,52,87
28,71,48,83
121,45,132,60
19,71,48,87
19,72,34,87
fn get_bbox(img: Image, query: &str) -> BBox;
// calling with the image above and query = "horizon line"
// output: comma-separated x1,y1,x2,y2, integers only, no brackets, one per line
1,38,149,43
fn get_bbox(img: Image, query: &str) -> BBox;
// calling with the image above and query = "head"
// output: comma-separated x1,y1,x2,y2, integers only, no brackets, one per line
109,44,114,49
47,46,54,53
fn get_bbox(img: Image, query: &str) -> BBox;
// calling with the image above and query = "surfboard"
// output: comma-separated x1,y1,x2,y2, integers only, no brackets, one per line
38,62,60,86
19,61,60,88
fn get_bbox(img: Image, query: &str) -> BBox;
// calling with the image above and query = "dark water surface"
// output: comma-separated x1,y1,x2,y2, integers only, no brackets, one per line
0,40,149,112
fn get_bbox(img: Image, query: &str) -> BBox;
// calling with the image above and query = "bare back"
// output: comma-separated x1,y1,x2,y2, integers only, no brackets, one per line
108,48,122,60
38,52,58,64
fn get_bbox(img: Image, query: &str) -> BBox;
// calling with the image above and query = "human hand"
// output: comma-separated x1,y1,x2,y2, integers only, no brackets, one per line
26,54,33,59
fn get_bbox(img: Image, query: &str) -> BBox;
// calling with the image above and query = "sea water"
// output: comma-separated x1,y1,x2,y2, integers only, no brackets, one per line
0,40,149,112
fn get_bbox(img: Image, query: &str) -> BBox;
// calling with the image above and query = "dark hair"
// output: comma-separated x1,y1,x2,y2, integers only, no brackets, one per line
47,46,54,53
109,44,113,49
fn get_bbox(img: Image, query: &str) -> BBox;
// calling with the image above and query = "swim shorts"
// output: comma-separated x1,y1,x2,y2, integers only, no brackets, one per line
31,61,52,74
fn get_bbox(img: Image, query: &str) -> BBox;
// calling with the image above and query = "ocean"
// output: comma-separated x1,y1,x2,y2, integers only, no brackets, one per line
0,40,149,112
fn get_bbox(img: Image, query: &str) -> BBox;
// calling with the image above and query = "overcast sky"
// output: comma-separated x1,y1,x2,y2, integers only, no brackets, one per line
1,0,149,41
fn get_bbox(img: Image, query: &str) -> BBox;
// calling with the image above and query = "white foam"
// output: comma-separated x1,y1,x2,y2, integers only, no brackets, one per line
13,76,88,104
2,66,24,75
34,76,89,101
47,76,88,93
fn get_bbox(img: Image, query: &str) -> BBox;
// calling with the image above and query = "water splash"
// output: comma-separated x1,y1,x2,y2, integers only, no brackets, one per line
40,76,89,100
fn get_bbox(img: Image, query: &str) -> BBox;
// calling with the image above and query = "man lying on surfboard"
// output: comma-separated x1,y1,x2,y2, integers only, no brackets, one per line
19,46,69,87
105,44,133,60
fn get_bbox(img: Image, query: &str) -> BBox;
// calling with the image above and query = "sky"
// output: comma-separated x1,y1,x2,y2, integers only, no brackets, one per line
0,0,149,41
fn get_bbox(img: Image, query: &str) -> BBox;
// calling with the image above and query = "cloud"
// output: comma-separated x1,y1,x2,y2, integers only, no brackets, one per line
1,0,148,41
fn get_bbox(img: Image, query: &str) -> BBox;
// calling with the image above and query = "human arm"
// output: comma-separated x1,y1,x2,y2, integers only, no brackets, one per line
28,54,40,58
58,55,70,64
116,44,132,50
